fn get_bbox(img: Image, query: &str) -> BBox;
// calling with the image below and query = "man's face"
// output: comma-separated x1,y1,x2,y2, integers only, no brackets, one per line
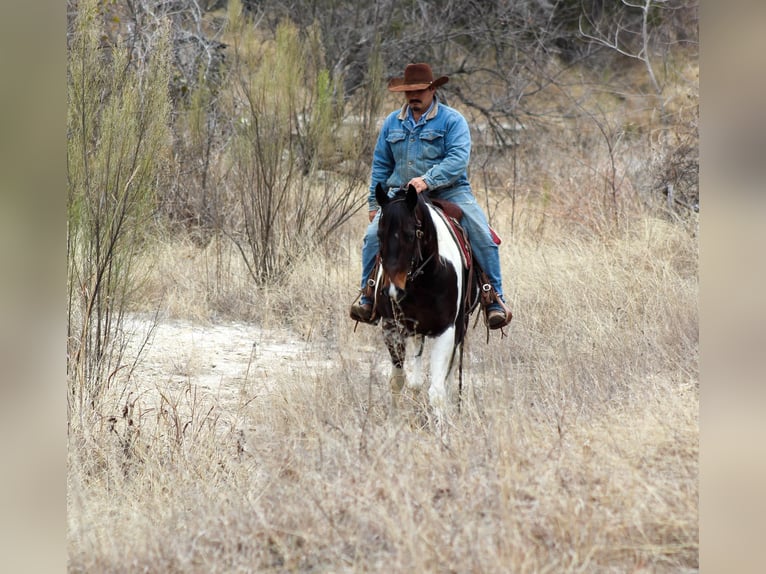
404,87,435,114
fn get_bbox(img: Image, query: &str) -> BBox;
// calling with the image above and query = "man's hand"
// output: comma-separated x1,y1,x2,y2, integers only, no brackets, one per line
368,210,377,222
407,177,428,194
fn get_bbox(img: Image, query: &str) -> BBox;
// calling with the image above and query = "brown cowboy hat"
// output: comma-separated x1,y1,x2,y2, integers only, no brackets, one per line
387,63,449,92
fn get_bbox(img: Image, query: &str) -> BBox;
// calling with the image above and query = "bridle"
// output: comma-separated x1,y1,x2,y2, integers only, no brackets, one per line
381,197,435,284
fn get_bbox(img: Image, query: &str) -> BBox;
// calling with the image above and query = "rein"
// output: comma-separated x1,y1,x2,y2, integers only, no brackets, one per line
408,220,433,280
408,250,433,280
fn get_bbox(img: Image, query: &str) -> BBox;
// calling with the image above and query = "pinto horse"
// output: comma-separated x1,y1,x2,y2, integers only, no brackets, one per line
372,183,479,423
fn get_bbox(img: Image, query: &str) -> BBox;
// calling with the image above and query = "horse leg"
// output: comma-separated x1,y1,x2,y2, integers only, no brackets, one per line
390,367,405,395
406,335,426,393
428,326,457,433
382,321,406,404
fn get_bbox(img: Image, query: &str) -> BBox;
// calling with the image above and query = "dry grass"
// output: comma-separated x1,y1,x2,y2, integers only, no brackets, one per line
68,186,698,572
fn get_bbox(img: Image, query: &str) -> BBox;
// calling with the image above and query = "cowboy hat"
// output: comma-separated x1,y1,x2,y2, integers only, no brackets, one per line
387,63,449,92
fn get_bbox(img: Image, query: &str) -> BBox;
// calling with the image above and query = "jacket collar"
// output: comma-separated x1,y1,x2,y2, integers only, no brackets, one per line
397,97,440,122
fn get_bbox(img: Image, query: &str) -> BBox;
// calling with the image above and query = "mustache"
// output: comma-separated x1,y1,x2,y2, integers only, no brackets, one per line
409,99,422,104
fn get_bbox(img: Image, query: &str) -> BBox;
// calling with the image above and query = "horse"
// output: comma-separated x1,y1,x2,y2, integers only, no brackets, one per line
370,183,479,426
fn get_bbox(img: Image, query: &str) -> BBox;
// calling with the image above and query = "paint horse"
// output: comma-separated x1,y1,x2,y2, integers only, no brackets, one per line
371,183,479,425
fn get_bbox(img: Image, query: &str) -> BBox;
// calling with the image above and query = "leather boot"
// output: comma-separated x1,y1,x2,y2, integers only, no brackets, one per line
350,301,376,324
486,300,513,330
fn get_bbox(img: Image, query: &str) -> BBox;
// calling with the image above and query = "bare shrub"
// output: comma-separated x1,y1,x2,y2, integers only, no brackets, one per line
67,0,172,415
221,5,370,283
652,101,699,216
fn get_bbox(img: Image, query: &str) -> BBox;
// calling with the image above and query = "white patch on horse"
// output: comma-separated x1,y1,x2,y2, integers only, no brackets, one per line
427,204,464,324
423,204,464,422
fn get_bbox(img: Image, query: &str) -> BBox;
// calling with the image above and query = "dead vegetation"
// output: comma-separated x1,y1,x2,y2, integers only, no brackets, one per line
67,1,698,571
68,205,698,572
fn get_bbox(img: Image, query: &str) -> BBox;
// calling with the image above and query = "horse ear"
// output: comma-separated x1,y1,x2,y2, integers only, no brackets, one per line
405,184,418,211
375,183,388,208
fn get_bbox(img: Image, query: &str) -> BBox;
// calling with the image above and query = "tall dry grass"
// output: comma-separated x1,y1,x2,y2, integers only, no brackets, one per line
68,184,698,572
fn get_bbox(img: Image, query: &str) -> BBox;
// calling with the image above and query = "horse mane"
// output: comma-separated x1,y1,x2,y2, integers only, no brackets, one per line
418,193,447,268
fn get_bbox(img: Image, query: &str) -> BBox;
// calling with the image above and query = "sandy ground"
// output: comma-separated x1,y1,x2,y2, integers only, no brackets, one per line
118,313,397,404
117,313,495,425
120,314,356,405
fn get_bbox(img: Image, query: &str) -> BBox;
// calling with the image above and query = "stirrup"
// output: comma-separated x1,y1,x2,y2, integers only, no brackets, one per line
486,302,512,330
479,279,512,338
350,300,378,326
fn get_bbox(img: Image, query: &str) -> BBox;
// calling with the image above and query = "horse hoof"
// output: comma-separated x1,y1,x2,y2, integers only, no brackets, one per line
389,372,405,393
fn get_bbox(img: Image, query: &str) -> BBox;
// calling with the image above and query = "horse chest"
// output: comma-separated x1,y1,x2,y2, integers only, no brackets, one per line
382,265,459,335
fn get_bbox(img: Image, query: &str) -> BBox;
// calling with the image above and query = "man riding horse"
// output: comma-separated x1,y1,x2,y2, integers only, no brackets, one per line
350,63,512,330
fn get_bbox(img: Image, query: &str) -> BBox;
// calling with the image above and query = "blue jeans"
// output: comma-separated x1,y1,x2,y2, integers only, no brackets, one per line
359,185,505,303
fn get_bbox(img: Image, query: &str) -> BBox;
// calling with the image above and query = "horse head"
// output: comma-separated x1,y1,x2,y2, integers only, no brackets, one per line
375,183,434,294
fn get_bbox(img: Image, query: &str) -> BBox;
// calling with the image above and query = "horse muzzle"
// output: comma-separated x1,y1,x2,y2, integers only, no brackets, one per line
390,271,407,291
382,271,408,299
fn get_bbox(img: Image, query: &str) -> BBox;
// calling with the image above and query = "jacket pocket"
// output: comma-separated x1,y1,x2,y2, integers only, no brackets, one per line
385,130,406,145
420,130,445,160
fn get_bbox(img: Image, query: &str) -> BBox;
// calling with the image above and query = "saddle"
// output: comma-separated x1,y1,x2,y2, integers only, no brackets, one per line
430,198,502,246
430,199,473,270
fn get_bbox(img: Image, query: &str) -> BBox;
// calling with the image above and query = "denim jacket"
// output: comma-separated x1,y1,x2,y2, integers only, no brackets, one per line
368,97,471,210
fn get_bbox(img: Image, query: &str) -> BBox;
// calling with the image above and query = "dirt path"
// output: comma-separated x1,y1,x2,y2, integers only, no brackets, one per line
122,314,348,405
